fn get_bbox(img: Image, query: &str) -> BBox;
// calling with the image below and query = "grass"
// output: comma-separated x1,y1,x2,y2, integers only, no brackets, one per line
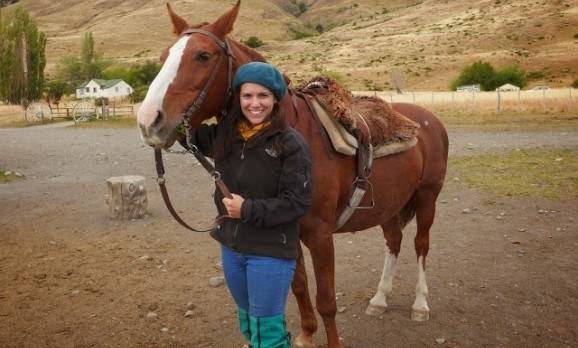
437,110,578,130
0,170,21,183
450,148,578,199
71,116,137,129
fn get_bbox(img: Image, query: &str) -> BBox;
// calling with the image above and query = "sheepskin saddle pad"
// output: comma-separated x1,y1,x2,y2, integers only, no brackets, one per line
298,76,420,158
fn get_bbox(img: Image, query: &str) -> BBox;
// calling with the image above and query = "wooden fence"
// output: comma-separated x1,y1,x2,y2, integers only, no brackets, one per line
354,88,578,114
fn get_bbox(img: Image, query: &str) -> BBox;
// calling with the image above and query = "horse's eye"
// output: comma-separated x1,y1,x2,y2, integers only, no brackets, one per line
196,52,211,62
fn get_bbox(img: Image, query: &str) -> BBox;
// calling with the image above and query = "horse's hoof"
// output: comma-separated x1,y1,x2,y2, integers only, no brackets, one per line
365,303,387,316
411,309,430,322
294,333,315,348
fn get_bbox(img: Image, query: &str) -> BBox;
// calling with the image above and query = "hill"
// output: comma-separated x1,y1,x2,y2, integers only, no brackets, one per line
4,0,578,90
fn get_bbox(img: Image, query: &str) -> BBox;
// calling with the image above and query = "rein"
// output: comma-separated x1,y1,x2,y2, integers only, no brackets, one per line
154,28,236,232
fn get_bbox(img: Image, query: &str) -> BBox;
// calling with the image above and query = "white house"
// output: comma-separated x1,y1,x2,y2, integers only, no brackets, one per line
76,79,134,99
496,83,520,91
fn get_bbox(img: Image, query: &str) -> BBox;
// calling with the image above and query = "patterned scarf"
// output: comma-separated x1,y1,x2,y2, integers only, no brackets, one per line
238,119,271,140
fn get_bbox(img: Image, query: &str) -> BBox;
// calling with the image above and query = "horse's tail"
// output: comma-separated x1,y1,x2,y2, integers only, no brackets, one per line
398,194,417,229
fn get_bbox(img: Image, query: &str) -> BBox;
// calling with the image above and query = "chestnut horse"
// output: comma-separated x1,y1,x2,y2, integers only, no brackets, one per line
137,2,448,347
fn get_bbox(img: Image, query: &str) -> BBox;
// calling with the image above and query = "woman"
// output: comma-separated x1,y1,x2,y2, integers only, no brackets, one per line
189,62,313,348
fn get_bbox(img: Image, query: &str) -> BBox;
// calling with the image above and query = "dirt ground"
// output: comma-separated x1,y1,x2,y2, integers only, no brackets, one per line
1,124,577,348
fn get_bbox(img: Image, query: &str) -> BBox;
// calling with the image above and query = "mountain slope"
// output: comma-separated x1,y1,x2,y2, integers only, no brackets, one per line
5,0,578,90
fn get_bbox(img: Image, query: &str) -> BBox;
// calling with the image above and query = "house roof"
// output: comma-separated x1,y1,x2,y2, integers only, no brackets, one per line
77,79,125,89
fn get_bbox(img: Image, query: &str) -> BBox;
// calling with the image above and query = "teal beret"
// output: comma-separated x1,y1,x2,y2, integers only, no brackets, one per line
233,62,287,100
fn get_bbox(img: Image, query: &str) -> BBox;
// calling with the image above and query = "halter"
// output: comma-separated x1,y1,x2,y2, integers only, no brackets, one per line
154,28,236,233
180,28,236,128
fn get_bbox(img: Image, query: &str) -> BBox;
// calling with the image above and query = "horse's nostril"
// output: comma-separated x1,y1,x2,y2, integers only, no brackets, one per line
152,110,164,129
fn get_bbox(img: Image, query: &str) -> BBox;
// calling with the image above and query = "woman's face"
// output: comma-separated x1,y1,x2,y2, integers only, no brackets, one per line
239,83,276,126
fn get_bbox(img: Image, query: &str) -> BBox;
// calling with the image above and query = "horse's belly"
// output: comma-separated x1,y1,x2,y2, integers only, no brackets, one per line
337,148,422,233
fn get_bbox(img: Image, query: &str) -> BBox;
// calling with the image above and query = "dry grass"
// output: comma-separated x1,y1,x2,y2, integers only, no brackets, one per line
450,148,578,200
70,116,137,129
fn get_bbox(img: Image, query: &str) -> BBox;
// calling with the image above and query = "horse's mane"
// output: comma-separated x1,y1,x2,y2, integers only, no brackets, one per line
229,39,266,63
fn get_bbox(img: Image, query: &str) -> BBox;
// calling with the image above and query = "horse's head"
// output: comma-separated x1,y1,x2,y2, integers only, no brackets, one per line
137,1,241,148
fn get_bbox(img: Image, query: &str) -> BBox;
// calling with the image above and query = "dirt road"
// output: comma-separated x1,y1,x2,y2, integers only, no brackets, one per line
1,125,577,347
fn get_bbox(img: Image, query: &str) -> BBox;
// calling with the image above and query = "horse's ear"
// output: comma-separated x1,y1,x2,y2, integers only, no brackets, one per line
210,0,241,38
166,2,190,36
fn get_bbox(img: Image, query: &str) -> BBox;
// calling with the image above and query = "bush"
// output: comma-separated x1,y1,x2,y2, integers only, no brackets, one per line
243,36,263,48
94,97,109,106
495,65,527,89
450,61,496,91
451,61,527,91
574,33,578,39
572,79,578,88
131,85,149,103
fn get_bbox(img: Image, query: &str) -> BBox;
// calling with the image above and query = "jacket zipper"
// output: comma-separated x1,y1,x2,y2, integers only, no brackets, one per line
240,142,246,160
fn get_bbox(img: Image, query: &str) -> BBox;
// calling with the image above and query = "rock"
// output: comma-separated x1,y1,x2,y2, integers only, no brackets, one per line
435,338,446,344
186,302,195,310
14,171,24,177
518,228,526,232
209,276,225,287
146,312,158,320
184,310,195,318
5,171,12,176
461,208,472,214
140,255,152,261
338,306,347,313
496,216,503,220
71,290,80,296
440,199,448,203
452,177,460,182
160,327,169,333
554,157,563,162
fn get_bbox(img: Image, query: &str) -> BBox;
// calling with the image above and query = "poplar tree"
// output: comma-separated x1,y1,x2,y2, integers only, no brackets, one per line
0,6,46,105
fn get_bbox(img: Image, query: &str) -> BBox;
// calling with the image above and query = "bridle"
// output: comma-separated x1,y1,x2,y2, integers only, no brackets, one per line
154,28,236,232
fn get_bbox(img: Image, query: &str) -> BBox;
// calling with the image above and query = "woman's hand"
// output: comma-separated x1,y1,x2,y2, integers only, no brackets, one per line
222,193,245,219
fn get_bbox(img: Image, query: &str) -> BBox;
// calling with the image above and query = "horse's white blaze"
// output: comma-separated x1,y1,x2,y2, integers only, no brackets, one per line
368,251,397,309
137,35,189,130
412,256,429,314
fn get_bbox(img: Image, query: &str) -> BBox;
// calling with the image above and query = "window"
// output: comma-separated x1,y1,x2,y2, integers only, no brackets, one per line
93,87,97,93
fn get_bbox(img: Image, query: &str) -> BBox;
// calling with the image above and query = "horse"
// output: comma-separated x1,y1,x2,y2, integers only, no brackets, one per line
137,2,448,347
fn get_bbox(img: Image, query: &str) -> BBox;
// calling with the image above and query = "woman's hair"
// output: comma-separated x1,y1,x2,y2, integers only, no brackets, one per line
213,92,286,161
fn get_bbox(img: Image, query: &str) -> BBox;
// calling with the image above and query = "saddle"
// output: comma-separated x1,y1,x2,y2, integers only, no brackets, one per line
298,76,420,158
296,76,421,230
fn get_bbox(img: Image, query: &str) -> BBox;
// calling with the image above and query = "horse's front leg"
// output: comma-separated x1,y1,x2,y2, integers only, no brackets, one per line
305,223,343,348
292,243,317,348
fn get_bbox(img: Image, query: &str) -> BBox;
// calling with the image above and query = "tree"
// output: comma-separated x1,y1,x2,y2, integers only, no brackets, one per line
80,31,108,80
495,65,527,89
450,61,496,91
0,6,47,105
572,78,578,89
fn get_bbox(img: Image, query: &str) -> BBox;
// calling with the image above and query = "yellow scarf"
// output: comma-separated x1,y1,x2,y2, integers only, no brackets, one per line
238,120,271,140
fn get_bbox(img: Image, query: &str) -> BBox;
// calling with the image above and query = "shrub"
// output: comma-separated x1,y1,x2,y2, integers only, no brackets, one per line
574,33,578,39
450,61,496,91
495,65,527,89
243,36,263,48
572,78,578,88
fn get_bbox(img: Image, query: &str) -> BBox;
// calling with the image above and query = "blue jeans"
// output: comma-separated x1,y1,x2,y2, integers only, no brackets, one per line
221,245,296,317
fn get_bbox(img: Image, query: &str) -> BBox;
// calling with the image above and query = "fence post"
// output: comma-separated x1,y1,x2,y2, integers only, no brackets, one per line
542,89,546,113
496,89,501,114
517,90,521,113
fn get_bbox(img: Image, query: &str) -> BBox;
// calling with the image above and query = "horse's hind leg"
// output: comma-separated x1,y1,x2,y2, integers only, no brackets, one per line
365,219,403,316
292,244,317,348
411,186,440,321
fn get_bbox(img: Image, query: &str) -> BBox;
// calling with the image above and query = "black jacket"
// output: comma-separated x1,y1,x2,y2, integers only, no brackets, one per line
190,122,313,259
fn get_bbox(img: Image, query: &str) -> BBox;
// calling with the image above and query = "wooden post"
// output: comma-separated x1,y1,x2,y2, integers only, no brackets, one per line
496,89,501,114
105,175,148,220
